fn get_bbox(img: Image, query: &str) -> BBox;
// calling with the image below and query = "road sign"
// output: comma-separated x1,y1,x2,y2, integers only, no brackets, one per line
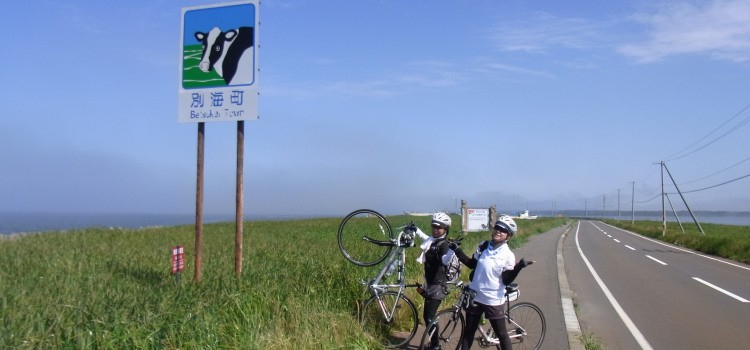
179,0,259,122
467,208,490,232
171,245,185,274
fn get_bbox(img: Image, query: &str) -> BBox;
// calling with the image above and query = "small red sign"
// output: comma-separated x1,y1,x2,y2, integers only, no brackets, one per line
171,245,185,274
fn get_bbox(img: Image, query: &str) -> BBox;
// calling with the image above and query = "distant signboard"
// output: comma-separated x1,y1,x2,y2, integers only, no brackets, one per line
466,209,490,232
179,0,259,122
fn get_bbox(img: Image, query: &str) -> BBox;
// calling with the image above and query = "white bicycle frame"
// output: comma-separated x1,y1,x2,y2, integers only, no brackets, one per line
361,228,416,321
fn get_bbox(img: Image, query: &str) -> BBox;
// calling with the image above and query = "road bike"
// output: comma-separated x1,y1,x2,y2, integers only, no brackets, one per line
338,209,422,348
419,279,546,350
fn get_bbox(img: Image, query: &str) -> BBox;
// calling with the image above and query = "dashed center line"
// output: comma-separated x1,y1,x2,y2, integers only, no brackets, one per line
693,278,749,303
625,245,636,250
645,255,668,265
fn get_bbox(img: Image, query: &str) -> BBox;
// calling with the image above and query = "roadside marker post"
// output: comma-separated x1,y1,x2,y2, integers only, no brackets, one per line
171,245,185,284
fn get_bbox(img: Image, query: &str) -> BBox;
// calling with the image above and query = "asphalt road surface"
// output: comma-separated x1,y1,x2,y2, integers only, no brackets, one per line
564,220,750,350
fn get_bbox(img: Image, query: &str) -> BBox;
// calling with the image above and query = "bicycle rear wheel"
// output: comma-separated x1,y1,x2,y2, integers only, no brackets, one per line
419,307,464,350
361,291,418,348
338,209,393,266
507,302,546,350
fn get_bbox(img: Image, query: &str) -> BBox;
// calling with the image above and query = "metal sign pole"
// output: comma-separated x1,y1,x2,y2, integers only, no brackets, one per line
194,122,205,282
235,120,244,277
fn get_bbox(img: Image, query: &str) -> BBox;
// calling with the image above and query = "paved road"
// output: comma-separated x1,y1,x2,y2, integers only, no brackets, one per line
564,220,750,349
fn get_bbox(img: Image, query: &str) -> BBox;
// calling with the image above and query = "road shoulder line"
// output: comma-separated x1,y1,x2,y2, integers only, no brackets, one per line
556,223,585,350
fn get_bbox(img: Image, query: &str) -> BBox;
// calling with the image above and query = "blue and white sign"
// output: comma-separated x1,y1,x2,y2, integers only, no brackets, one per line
179,0,259,123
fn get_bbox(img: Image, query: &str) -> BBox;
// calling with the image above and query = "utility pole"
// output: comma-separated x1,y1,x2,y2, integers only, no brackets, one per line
663,162,705,235
661,161,666,235
617,189,621,222
602,194,606,219
585,198,588,218
631,181,635,225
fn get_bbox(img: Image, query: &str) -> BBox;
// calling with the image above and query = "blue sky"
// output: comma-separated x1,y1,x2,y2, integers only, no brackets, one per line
2,0,750,218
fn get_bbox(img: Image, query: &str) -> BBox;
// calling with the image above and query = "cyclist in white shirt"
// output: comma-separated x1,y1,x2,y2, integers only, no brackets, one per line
453,215,530,349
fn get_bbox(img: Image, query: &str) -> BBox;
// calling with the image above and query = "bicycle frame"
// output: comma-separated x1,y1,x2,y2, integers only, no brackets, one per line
476,284,525,345
361,229,415,321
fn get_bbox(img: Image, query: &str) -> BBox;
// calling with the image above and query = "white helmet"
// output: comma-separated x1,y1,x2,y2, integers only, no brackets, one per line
494,215,518,236
431,212,452,228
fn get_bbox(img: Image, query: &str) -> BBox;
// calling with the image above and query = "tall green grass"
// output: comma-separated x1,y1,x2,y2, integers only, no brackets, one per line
0,214,567,349
602,219,750,263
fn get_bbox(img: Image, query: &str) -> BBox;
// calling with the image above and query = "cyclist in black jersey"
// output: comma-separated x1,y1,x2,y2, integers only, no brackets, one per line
415,212,458,350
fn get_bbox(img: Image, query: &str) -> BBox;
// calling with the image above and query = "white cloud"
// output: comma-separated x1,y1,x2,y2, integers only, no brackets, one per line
480,62,555,79
487,12,604,54
620,0,750,63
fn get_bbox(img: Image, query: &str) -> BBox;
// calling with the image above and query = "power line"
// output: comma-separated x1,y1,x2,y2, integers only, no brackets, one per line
664,102,750,162
672,172,750,194
678,155,750,185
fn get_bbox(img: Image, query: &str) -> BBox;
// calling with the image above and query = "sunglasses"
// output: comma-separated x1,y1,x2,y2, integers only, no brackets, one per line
431,224,446,229
493,226,510,234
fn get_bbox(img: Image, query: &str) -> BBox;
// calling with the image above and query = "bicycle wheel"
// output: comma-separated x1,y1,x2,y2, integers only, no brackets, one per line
507,302,546,350
338,209,393,266
361,291,418,348
419,307,464,350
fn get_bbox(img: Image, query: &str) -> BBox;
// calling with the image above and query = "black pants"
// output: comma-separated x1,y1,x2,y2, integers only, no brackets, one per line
461,302,512,349
423,297,443,347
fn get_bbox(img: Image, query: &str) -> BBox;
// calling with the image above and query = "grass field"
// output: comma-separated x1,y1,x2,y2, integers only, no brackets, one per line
0,213,567,349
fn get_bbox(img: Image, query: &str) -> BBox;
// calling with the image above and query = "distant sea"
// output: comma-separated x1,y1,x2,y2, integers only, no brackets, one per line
599,215,750,226
0,212,324,236
2,211,749,236
540,210,750,227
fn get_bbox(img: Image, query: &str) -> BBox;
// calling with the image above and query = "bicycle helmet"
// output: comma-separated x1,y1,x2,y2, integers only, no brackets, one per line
431,212,452,228
494,215,518,236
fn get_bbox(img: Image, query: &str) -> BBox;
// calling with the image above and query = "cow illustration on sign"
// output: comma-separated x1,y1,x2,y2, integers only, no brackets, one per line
194,26,254,86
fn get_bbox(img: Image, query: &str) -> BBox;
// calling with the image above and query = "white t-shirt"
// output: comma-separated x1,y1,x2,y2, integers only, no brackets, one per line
469,242,515,306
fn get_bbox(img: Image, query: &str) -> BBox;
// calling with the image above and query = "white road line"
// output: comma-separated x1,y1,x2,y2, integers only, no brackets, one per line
614,239,621,243
693,277,749,303
625,245,636,251
557,225,585,349
645,255,667,265
577,222,654,350
598,221,750,272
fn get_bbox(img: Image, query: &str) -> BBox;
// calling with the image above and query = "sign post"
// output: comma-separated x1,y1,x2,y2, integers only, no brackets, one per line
171,245,186,284
179,1,259,281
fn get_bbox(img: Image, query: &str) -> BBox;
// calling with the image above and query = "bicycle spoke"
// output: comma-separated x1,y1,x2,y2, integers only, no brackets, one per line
338,209,393,266
421,307,463,350
507,303,546,350
361,292,418,348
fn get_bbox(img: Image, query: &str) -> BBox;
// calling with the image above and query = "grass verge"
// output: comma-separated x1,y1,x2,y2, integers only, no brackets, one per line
0,214,566,349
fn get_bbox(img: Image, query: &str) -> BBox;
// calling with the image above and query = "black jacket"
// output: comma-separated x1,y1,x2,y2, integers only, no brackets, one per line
424,238,450,285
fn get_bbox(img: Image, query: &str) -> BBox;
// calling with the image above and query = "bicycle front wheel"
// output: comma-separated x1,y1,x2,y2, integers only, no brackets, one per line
419,307,464,350
338,209,393,266
507,302,546,350
361,291,418,348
